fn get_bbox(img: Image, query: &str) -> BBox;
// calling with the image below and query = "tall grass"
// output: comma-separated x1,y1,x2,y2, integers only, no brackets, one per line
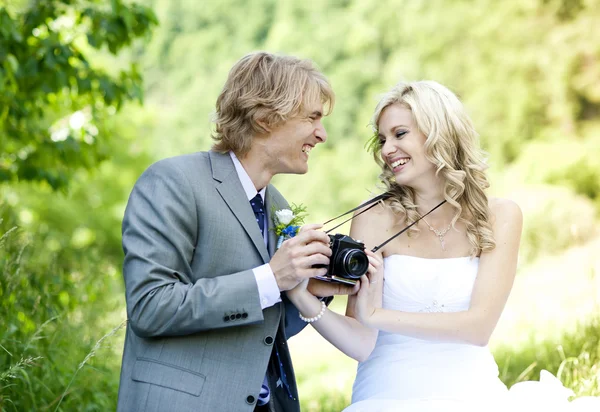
0,213,125,411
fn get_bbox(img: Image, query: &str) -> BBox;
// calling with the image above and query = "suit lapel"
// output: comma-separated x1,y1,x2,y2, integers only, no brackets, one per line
210,151,270,263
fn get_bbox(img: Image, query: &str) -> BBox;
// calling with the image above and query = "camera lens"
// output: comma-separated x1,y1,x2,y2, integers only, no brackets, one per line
336,249,369,279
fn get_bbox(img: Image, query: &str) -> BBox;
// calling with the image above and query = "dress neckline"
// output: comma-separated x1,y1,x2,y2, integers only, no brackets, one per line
384,254,479,261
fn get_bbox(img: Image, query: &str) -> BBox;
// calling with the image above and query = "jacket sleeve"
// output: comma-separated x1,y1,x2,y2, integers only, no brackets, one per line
122,160,264,338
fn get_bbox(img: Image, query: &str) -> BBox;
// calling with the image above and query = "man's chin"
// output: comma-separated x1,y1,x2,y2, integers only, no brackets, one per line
288,163,309,175
274,160,309,176
297,164,309,174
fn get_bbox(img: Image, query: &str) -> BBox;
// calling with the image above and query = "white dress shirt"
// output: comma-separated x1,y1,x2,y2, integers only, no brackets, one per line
230,151,282,309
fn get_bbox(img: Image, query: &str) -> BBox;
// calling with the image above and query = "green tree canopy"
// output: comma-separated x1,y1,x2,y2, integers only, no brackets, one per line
0,0,157,189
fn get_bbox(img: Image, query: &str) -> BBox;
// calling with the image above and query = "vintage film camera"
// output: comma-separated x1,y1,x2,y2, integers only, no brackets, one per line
314,233,370,286
313,193,445,286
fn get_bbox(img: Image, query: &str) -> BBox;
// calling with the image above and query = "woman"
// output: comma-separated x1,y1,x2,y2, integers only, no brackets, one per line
288,81,598,411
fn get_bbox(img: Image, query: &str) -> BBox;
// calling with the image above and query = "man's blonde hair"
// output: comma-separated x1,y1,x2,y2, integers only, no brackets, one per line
212,52,335,156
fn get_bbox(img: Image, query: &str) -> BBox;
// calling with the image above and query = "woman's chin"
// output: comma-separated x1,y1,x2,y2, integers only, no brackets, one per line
392,174,411,186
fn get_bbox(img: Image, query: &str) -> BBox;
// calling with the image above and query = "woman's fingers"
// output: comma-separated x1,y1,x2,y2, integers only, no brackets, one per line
357,275,370,296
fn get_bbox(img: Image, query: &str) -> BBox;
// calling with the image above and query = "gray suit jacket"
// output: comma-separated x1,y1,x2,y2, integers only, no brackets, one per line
117,151,306,412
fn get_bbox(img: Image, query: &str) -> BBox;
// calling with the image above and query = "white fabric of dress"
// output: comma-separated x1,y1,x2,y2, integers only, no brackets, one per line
343,255,600,412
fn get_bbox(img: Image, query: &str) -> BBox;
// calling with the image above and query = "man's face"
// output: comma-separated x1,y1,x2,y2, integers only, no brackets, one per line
261,100,328,175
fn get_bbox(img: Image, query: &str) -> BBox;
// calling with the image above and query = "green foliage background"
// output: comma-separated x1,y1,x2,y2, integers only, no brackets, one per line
1,0,599,410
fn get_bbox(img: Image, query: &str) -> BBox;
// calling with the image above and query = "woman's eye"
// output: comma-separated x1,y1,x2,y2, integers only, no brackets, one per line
395,131,407,139
379,139,386,145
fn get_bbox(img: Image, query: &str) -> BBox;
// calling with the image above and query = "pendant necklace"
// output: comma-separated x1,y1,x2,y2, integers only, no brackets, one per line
421,217,452,251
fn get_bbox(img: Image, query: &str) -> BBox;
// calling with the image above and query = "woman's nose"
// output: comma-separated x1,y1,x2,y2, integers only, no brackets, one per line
381,140,396,157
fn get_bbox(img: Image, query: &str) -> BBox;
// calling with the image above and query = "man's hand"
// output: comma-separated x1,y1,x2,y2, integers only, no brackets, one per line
269,224,331,291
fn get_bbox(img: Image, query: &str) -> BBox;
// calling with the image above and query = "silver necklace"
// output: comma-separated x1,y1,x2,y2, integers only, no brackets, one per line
421,217,452,251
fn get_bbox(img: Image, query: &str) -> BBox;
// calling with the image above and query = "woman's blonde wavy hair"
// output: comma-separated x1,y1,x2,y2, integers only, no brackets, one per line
212,52,334,156
367,81,495,257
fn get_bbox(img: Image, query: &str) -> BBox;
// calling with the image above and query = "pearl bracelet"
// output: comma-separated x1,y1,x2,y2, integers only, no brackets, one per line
299,301,326,323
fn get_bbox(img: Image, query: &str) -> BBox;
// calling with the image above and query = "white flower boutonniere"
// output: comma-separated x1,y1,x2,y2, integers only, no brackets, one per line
273,203,307,249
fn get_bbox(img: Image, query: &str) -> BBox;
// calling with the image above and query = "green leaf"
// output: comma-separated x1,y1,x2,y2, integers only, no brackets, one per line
6,54,19,73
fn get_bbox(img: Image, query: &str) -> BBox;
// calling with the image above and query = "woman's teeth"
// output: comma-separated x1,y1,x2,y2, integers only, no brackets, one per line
302,145,312,154
391,158,410,168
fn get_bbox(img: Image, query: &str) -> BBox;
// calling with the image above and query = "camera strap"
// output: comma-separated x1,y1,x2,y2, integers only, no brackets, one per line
323,192,392,233
370,200,446,252
322,193,447,253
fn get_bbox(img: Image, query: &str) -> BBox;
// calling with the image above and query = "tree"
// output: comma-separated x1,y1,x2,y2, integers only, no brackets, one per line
0,0,157,189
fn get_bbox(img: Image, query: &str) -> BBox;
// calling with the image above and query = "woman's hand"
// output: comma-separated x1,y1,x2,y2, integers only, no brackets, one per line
286,278,310,303
354,250,384,326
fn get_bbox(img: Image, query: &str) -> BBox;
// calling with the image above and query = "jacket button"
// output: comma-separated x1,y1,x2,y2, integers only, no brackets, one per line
229,314,236,321
246,395,256,404
264,335,274,345
242,312,248,318
223,316,230,322
235,313,242,319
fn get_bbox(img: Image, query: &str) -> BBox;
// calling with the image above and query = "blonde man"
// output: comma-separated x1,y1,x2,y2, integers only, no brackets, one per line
117,52,344,412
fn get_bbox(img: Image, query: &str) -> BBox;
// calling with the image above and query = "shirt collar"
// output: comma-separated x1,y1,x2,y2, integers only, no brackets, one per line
229,151,266,202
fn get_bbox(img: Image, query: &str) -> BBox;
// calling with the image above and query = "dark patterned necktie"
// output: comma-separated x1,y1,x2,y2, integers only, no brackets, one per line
250,193,265,237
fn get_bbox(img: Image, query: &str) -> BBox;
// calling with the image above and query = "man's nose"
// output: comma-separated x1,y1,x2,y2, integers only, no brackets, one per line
315,120,327,143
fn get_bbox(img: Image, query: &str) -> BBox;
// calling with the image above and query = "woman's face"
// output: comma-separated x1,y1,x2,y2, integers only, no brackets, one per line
377,103,437,188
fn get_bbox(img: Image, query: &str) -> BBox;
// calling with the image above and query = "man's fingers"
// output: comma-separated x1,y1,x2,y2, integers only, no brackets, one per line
282,255,329,282
301,253,330,268
279,241,331,260
299,223,323,233
294,229,330,246
297,242,332,258
297,267,328,280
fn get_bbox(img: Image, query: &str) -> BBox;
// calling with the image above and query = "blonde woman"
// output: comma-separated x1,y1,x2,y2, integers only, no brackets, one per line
288,81,599,411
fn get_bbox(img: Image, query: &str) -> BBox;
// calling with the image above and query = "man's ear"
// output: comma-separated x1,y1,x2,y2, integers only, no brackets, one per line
256,118,272,133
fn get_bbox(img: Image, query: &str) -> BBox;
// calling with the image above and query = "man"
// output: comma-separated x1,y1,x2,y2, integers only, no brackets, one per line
117,52,344,412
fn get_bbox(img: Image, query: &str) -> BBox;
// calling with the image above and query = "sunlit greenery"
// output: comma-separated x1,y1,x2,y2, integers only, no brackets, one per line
1,0,599,410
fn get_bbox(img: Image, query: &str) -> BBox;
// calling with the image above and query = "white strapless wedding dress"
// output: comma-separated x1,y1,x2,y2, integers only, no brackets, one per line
343,255,600,412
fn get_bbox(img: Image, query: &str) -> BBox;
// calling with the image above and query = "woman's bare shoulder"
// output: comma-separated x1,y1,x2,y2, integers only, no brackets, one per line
350,196,399,243
488,197,523,226
353,196,399,225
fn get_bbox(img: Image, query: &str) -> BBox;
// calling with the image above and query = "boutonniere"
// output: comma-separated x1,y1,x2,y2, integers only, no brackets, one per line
273,204,307,249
